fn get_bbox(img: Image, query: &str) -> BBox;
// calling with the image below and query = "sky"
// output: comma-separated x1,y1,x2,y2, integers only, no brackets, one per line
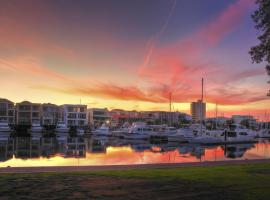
0,0,269,120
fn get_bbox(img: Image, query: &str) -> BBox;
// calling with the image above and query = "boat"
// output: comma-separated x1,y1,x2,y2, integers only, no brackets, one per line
77,128,85,136
164,127,187,142
221,124,256,143
31,123,43,139
0,121,11,138
122,122,153,140
55,122,69,139
177,125,196,141
31,123,43,133
92,123,111,136
257,129,270,138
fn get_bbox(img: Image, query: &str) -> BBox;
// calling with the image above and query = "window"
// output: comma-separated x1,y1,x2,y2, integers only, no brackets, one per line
19,105,31,111
78,113,86,119
227,131,237,137
32,106,39,111
8,110,13,116
79,107,86,112
78,120,85,125
67,113,76,118
32,112,39,118
0,103,7,116
239,132,248,136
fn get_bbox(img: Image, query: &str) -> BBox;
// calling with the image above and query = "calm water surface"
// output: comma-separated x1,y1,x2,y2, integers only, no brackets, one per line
0,137,270,167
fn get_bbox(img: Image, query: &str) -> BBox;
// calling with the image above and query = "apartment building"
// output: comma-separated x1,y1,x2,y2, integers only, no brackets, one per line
191,100,206,122
60,104,87,127
41,103,59,126
16,101,42,125
0,98,15,124
87,108,111,127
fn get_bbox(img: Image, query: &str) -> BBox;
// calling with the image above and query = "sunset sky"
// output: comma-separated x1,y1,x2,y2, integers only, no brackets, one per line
0,0,269,120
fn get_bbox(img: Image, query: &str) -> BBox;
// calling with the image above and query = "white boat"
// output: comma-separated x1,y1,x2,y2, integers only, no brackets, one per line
77,128,85,136
92,124,111,136
163,127,187,142
257,129,270,138
0,121,11,132
221,124,256,143
123,122,153,140
0,121,11,138
55,122,69,138
205,129,224,138
31,123,43,133
177,125,196,140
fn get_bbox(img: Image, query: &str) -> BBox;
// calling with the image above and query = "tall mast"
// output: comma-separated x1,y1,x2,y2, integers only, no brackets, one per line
169,92,172,113
169,92,172,126
215,102,218,129
200,77,204,134
201,78,204,102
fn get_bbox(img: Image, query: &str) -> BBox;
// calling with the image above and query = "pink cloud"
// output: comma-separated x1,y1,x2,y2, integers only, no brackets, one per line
138,0,256,104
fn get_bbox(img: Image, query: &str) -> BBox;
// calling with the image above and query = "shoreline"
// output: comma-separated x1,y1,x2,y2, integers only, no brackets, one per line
1,158,270,173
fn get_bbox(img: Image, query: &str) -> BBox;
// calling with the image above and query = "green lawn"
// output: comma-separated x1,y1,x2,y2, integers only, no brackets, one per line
1,163,270,200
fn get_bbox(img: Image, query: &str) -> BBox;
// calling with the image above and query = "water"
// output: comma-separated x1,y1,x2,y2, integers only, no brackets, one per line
0,137,270,167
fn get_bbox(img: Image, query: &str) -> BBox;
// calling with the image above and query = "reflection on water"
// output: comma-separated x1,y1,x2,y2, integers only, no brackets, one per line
0,137,270,167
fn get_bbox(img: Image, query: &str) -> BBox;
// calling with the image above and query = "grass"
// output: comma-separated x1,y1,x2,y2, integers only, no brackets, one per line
1,163,270,199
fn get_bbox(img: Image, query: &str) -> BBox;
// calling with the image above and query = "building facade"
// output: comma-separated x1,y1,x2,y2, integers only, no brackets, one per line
0,98,15,124
16,101,42,125
191,100,206,122
41,103,59,126
87,108,111,127
60,104,87,127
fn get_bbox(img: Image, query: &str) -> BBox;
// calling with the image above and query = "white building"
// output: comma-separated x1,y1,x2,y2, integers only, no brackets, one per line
60,104,87,127
41,103,59,126
16,101,41,125
87,108,111,127
191,100,206,122
0,98,15,124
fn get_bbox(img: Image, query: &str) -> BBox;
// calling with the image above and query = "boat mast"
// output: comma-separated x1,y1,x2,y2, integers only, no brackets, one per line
169,92,172,126
215,102,218,129
200,78,204,134
201,78,204,102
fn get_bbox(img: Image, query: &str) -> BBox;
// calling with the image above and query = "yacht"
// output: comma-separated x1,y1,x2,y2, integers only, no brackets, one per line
164,127,187,142
77,128,85,136
205,129,224,138
123,122,153,140
150,125,186,142
0,121,11,132
0,121,11,138
55,122,69,139
221,124,256,143
31,123,43,133
257,129,270,138
31,123,43,139
92,124,111,136
177,125,196,141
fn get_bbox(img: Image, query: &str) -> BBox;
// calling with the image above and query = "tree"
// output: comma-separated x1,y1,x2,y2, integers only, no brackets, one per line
249,0,270,96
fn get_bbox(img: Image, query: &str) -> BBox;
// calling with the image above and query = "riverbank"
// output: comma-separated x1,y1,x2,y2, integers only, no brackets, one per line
1,160,270,199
